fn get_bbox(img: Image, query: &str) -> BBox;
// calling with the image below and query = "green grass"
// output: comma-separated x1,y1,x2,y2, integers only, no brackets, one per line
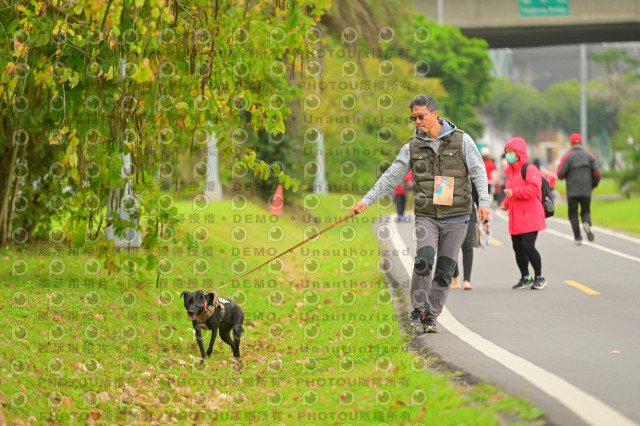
554,196,640,235
0,195,543,424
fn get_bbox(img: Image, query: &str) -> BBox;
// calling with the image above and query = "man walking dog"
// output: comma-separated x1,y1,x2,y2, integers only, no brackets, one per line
557,133,601,245
351,94,490,333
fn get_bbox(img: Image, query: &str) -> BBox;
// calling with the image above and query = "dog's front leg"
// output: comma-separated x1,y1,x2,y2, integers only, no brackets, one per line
193,325,207,360
207,322,219,357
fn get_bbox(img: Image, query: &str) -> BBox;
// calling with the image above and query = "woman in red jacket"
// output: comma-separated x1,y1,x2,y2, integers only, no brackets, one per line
500,137,547,290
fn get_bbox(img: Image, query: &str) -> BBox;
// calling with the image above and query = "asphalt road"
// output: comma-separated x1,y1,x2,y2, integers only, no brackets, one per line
376,210,640,426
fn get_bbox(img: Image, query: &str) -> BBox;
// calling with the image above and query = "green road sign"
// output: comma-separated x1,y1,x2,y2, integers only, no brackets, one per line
519,0,570,17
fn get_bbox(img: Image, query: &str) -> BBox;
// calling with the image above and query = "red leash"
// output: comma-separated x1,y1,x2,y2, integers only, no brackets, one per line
230,211,359,283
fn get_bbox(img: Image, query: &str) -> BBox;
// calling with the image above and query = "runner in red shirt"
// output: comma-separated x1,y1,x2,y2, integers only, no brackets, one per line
394,170,414,222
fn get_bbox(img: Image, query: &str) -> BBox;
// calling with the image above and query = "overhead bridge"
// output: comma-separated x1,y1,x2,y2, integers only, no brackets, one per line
414,0,640,47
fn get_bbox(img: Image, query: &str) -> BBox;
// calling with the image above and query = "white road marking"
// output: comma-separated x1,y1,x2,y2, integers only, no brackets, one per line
389,215,637,426
495,210,640,264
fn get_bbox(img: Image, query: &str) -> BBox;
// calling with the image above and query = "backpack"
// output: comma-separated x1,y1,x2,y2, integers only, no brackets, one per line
521,163,554,218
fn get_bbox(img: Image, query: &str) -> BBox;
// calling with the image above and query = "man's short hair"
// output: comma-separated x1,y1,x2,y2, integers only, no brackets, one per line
409,95,438,111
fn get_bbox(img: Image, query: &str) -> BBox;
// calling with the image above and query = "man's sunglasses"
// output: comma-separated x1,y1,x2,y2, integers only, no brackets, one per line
410,111,435,122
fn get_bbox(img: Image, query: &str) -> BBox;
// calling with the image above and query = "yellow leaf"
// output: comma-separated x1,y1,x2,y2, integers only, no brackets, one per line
69,152,78,168
4,62,15,75
175,101,188,110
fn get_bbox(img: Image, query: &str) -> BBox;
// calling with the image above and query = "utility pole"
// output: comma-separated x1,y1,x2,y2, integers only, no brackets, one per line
437,0,444,25
205,123,222,201
313,127,329,194
580,44,588,147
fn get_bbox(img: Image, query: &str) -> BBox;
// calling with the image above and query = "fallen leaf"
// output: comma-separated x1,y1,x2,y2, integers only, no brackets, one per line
94,314,104,320
213,393,232,406
268,359,282,369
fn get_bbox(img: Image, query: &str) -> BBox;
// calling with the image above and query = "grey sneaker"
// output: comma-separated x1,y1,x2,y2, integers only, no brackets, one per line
574,238,583,246
422,317,438,333
512,276,533,290
409,308,427,329
531,276,547,290
583,223,594,242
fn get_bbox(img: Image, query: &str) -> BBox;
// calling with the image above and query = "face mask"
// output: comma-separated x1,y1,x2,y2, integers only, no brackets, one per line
505,153,518,164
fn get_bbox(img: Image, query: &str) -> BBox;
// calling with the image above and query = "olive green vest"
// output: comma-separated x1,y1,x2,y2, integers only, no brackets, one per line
409,129,472,218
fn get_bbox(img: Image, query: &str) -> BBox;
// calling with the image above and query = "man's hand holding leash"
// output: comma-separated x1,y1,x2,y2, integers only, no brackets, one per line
351,202,367,217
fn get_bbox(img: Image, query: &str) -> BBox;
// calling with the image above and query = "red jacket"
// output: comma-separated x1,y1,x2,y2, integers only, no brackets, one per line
484,159,496,182
500,137,546,235
394,170,414,195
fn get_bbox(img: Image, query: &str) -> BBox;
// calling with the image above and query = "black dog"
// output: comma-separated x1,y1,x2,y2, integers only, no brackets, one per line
180,290,244,360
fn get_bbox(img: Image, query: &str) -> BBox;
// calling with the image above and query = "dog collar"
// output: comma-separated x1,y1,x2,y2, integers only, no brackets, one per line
199,298,208,316
195,290,225,326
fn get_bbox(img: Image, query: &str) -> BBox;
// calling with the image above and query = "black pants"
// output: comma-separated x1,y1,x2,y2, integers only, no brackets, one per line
453,217,475,282
395,193,406,217
567,196,592,240
511,232,542,278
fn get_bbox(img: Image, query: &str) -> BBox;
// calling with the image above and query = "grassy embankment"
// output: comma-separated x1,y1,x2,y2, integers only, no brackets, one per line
0,194,543,424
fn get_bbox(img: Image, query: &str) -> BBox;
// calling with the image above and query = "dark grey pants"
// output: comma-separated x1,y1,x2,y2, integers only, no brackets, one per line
410,217,469,320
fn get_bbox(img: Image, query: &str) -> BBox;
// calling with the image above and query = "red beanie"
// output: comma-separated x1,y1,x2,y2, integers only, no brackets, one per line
570,133,582,143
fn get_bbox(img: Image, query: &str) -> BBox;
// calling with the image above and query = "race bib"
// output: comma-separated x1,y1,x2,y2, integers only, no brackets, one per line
433,176,454,206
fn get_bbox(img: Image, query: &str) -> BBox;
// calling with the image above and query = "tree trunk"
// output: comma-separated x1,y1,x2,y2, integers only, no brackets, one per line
0,126,19,246
6,143,27,244
609,118,617,171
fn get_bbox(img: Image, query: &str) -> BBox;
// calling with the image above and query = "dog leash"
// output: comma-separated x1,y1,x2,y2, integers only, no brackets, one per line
228,211,360,284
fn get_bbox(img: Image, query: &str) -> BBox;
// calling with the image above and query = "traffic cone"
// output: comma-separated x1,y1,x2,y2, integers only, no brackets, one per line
270,184,283,215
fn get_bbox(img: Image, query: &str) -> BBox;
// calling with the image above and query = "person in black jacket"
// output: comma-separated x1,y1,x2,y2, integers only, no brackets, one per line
557,133,602,245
